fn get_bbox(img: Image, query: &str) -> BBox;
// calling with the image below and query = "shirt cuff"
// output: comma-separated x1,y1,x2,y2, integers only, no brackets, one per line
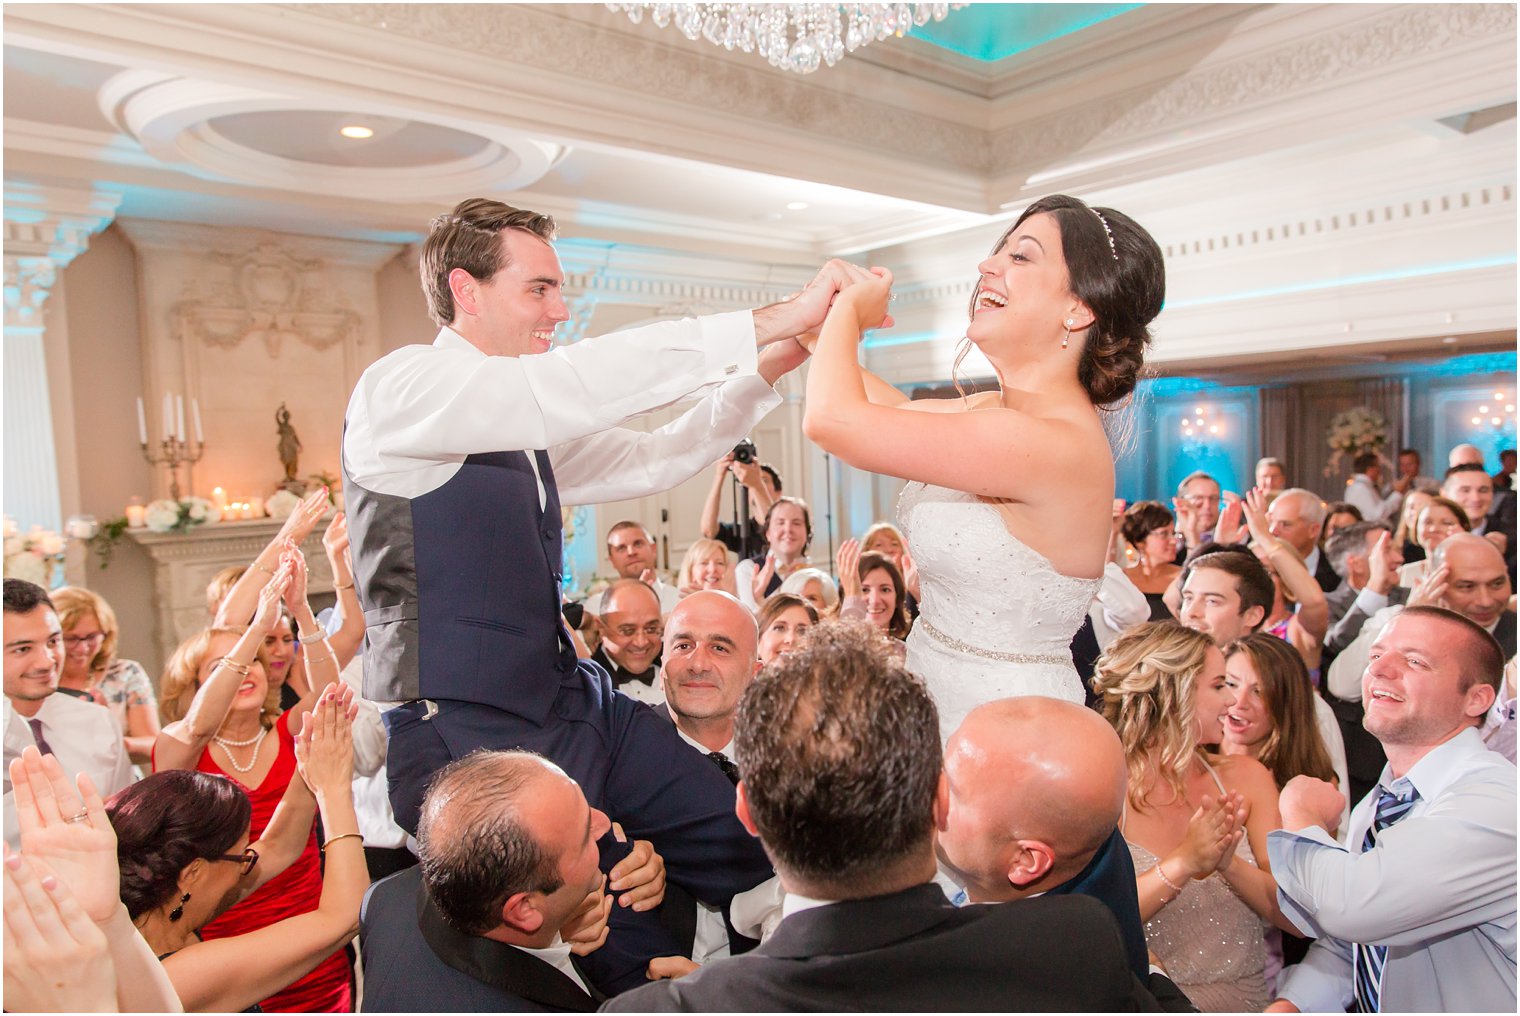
1353,587,1389,616
698,310,760,384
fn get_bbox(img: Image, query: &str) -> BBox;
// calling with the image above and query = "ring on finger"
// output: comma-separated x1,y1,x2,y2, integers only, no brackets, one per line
64,809,90,824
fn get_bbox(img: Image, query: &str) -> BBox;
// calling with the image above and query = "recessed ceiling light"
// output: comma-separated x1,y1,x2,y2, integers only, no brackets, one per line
340,125,375,139
785,201,809,211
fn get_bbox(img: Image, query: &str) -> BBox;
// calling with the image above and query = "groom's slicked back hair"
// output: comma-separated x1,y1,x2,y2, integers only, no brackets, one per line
734,620,940,898
421,198,557,327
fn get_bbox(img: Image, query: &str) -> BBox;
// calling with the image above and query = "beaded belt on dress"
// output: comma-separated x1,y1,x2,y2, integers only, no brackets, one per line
916,617,1068,666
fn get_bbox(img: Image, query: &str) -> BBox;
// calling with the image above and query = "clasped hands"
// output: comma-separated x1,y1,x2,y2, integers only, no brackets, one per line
1173,790,1251,880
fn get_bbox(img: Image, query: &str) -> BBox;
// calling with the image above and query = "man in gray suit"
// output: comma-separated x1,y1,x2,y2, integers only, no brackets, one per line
1323,521,1408,660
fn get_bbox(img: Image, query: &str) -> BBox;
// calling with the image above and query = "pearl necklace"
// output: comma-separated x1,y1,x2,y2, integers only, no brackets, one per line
212,726,268,774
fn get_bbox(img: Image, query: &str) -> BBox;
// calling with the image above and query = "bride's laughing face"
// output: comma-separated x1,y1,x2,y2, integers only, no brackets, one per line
968,212,1088,360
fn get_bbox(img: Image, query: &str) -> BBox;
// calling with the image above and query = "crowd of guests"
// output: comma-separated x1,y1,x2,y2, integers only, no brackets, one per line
3,441,1515,1012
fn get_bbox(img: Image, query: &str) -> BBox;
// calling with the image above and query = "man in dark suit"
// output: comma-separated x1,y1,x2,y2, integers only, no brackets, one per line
1266,488,1340,591
362,751,637,1012
937,697,1152,983
605,622,1175,1012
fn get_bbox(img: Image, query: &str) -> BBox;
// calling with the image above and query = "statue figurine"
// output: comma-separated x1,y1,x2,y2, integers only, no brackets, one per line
275,402,303,487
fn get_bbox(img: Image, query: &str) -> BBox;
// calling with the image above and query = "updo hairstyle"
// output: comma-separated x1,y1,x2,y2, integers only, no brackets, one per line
978,194,1165,407
107,770,252,920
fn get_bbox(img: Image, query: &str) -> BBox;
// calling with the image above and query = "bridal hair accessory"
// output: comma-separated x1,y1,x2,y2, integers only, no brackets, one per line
1092,208,1120,263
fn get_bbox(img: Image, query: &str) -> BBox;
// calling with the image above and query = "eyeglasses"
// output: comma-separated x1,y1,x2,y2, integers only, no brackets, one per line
216,847,259,876
62,633,106,648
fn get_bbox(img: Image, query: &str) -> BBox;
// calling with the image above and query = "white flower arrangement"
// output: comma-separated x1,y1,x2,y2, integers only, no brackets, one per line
265,489,302,521
144,497,219,534
2,518,67,585
1325,405,1389,476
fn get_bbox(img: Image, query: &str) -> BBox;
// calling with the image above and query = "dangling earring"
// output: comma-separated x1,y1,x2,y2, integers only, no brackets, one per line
169,892,191,922
1062,318,1074,349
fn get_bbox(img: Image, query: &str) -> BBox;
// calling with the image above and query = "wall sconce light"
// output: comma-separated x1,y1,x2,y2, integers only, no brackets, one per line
1470,390,1516,430
1181,404,1225,440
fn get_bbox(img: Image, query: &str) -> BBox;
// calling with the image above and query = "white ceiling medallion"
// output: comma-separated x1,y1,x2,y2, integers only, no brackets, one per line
97,71,567,201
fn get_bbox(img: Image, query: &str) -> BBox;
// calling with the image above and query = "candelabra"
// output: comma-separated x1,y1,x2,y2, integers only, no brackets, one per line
141,435,204,501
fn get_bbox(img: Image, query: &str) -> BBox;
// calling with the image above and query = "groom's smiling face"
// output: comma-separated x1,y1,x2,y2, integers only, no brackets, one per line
464,230,572,358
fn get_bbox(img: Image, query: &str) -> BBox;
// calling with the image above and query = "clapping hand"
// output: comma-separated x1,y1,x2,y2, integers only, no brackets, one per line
321,511,350,567
1242,487,1273,545
752,551,778,605
8,748,119,926
3,843,116,1014
1174,793,1244,879
1215,493,1248,545
294,684,356,798
836,539,862,599
279,541,310,615
250,560,293,637
1407,564,1450,609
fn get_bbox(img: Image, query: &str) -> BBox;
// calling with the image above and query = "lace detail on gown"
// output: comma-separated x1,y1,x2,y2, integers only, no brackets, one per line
896,482,1100,739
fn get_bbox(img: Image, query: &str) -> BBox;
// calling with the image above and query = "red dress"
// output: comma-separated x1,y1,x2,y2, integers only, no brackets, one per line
196,712,352,1012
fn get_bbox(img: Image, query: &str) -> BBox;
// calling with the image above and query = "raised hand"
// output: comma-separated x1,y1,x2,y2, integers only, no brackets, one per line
901,548,921,601
294,684,355,798
1278,775,1346,834
1242,487,1273,545
752,551,777,605
321,511,349,565
2,844,116,1014
836,539,862,598
837,268,893,331
1215,493,1248,545
9,748,119,926
1366,531,1399,594
1407,564,1450,609
250,562,293,637
276,488,330,546
280,540,310,614
561,875,612,957
609,822,666,912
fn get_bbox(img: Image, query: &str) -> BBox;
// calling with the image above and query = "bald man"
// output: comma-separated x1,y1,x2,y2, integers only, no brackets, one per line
592,578,666,703
937,697,1149,983
1329,532,1516,703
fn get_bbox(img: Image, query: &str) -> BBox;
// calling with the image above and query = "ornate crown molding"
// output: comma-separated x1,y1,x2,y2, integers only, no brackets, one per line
2,185,122,332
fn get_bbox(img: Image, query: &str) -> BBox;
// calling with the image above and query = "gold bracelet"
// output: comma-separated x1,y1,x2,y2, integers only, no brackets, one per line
1155,861,1185,895
303,653,335,667
253,561,277,576
334,581,355,590
321,832,363,850
216,658,253,677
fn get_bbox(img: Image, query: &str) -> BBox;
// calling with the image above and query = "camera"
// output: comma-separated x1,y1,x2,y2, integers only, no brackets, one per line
732,439,757,465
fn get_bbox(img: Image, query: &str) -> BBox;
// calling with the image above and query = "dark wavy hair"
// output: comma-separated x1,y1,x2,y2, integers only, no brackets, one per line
1220,634,1338,789
1121,500,1176,549
857,551,910,640
965,194,1164,407
107,770,252,920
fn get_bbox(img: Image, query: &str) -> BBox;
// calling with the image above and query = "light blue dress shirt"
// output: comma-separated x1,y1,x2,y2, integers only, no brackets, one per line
1270,727,1516,1012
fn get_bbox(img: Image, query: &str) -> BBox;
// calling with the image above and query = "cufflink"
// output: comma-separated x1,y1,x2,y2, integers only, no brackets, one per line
724,363,738,375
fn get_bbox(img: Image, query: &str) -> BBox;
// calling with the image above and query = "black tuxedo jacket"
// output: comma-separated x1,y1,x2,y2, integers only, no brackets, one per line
602,883,1172,1012
1313,550,1341,593
1494,609,1517,659
360,867,597,1013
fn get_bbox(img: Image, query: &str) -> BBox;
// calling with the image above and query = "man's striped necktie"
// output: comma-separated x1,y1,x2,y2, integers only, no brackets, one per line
1352,783,1420,1012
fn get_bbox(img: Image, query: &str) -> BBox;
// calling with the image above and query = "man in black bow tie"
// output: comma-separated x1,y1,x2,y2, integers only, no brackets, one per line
590,580,665,705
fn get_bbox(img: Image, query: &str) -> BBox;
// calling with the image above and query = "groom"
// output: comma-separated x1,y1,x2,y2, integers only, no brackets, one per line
342,198,866,990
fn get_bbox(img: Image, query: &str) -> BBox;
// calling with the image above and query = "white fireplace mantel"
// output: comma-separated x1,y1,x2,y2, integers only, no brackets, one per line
126,516,335,664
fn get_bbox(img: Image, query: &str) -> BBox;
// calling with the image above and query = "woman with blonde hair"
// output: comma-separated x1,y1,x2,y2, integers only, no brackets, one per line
52,586,159,764
676,538,737,598
153,544,352,1011
1092,620,1295,1012
1397,494,1471,587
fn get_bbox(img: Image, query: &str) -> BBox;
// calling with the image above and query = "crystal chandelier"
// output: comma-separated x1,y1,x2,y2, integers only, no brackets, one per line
606,3,967,74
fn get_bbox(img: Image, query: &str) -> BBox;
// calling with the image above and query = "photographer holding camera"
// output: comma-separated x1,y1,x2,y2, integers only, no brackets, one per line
700,439,782,560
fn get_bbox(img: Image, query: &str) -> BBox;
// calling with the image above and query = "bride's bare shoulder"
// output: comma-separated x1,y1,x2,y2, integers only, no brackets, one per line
902,391,1002,414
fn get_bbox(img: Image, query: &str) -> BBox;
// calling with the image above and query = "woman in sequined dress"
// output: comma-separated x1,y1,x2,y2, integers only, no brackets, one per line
1092,621,1302,1012
802,195,1165,737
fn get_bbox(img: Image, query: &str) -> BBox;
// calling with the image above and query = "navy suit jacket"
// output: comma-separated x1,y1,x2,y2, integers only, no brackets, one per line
1047,827,1150,983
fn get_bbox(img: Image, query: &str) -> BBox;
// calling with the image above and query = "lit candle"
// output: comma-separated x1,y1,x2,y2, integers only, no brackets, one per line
212,486,227,510
191,399,203,443
136,398,148,444
249,496,265,519
162,394,172,437
125,504,147,528
175,396,186,441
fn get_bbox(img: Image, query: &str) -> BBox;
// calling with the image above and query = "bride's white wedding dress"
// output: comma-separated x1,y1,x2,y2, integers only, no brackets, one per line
898,481,1102,740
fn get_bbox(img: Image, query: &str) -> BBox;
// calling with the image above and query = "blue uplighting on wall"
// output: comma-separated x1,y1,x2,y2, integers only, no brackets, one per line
908,3,1141,62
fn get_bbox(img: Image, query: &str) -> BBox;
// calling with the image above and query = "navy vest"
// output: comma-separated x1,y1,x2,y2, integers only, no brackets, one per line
342,445,578,726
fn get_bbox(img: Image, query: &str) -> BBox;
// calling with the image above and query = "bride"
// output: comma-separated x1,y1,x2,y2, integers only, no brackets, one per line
803,194,1165,738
